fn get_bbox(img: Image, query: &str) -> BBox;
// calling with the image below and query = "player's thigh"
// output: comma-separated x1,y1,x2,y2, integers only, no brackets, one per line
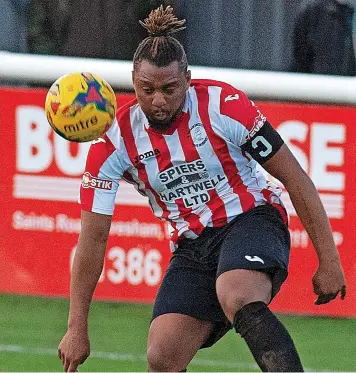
147,313,213,369
216,205,290,321
216,269,272,321
152,252,231,352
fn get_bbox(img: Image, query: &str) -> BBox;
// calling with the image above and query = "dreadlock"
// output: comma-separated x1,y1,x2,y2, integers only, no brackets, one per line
133,5,188,72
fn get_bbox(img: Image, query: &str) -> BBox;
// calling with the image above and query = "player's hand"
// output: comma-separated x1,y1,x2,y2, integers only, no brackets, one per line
58,328,90,372
312,257,346,305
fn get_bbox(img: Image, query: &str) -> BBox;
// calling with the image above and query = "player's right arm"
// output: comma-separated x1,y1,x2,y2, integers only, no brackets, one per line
58,210,112,372
58,120,130,372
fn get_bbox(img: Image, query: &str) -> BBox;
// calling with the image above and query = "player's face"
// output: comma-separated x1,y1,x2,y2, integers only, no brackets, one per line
133,60,191,128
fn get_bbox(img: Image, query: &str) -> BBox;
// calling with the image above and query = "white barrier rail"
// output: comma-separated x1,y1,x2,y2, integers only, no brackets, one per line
0,51,354,104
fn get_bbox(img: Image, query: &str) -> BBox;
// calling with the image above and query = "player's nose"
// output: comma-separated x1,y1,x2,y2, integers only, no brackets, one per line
152,91,166,107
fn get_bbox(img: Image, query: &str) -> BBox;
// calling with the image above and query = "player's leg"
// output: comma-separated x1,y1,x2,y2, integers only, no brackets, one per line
216,205,304,372
148,236,231,372
147,313,213,372
216,268,272,321
216,269,303,371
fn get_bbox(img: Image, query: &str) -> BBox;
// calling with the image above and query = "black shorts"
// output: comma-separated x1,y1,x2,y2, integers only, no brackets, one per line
152,204,291,348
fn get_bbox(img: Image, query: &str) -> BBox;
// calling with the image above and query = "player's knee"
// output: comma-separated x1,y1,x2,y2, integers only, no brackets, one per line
218,293,252,322
217,271,272,322
147,343,186,372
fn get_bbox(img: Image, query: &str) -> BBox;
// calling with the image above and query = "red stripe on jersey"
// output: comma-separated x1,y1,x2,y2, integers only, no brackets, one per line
194,85,256,214
193,90,228,225
155,113,205,235
122,170,146,197
176,111,228,228
80,133,115,211
118,110,174,227
176,112,195,164
192,79,259,131
123,170,135,183
146,122,205,238
145,130,173,171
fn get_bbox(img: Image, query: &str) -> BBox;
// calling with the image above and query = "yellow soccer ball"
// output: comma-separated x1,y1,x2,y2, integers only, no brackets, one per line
45,72,117,142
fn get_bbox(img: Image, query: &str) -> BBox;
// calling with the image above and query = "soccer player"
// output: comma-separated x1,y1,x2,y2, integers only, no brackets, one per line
58,6,346,372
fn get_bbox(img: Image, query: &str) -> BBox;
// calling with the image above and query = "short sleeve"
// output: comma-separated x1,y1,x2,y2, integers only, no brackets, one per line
219,85,267,147
219,85,284,164
79,134,125,215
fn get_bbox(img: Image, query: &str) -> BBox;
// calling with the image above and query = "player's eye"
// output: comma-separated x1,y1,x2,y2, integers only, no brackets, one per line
142,87,154,94
163,86,175,94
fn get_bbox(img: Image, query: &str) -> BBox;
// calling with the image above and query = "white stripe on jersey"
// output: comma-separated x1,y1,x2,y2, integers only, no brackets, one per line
202,86,245,221
91,151,120,215
208,86,270,209
129,106,195,239
106,118,121,148
80,79,285,246
128,106,165,219
162,123,209,236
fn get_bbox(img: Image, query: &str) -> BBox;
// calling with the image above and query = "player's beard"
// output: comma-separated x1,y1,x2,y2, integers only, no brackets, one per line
147,103,184,132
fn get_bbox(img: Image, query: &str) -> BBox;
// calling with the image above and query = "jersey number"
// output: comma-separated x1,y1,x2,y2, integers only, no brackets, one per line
251,136,272,157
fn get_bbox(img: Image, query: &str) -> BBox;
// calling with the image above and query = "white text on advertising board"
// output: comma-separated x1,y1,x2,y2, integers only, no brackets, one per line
15,106,346,218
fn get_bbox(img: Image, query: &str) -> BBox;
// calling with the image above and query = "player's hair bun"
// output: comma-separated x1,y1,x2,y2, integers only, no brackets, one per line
139,5,186,37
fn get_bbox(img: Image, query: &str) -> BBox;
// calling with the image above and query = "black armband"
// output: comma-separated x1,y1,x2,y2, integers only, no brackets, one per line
241,121,284,164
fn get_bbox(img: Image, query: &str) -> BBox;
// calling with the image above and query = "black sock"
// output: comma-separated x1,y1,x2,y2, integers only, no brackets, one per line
233,301,304,372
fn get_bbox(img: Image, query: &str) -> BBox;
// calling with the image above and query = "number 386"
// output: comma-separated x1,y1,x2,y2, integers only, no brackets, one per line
70,246,162,286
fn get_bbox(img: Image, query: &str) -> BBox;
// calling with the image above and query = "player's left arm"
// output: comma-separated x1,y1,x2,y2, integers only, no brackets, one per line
250,134,346,305
222,88,346,305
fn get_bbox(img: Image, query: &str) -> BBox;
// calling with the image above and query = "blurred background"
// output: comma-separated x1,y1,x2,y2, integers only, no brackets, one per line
0,0,356,371
177,0,303,71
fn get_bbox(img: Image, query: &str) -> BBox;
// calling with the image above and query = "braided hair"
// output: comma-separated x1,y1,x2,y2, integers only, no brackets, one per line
133,5,187,72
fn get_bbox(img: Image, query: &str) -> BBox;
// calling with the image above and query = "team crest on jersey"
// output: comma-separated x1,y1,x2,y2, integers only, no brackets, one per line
189,123,208,147
81,172,113,190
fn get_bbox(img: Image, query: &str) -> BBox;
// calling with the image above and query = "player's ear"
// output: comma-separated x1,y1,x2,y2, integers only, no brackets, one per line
185,70,191,89
132,70,135,85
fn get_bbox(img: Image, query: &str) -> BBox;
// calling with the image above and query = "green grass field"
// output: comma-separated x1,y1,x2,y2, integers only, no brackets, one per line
0,293,355,372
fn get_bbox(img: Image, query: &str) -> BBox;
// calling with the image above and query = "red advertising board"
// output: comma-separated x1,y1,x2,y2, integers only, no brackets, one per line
0,88,355,316
0,89,170,303
258,102,356,317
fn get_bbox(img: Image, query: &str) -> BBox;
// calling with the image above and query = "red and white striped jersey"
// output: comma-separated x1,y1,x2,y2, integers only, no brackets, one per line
80,79,285,246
